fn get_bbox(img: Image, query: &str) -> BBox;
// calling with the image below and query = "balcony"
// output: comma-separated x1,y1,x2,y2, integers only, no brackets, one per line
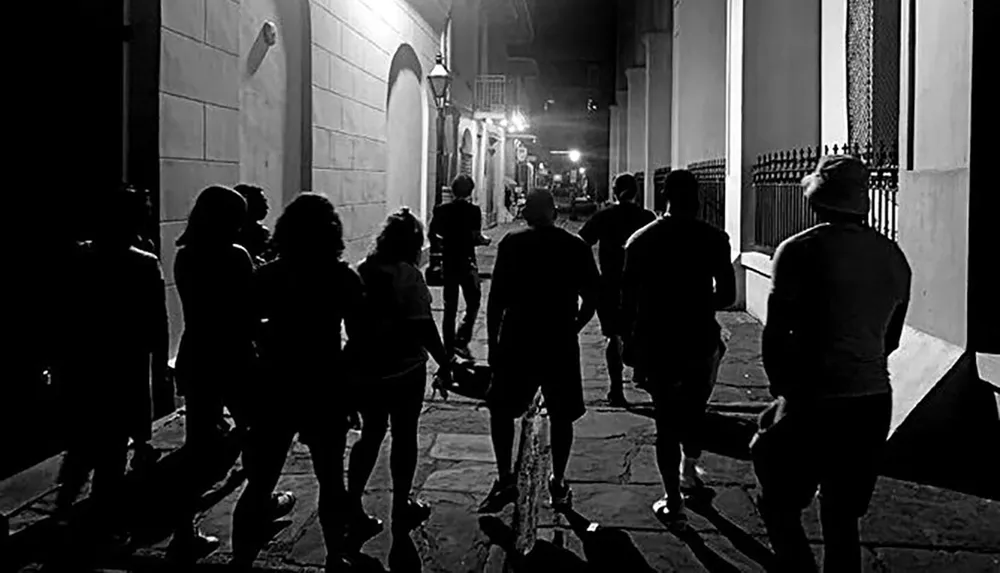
475,75,516,118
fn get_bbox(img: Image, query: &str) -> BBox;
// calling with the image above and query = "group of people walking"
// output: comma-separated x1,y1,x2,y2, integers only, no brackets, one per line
459,156,910,573
49,151,910,573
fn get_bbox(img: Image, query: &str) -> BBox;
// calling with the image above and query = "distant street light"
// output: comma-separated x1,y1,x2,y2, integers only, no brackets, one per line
579,167,586,174
568,149,582,163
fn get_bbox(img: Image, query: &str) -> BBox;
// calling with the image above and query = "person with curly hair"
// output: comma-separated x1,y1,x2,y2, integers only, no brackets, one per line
347,207,457,544
230,192,366,571
171,185,257,559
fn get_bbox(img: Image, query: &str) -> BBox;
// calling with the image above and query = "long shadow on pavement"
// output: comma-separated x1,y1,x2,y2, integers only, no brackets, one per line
480,508,656,572
8,432,245,572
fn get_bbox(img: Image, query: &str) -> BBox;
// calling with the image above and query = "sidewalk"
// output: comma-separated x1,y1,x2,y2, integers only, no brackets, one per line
523,311,1000,571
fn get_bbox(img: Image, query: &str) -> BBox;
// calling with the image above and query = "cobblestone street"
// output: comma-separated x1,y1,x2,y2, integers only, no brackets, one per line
4,220,999,572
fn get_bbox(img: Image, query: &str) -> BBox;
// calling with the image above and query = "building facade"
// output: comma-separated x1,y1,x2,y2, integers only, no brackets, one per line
13,0,534,430
609,0,997,485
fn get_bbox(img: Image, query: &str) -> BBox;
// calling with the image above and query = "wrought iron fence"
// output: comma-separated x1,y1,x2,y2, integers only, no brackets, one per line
752,142,898,252
688,159,726,230
653,166,671,213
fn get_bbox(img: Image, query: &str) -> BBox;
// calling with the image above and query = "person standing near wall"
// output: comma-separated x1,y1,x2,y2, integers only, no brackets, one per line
170,186,258,558
621,170,736,525
429,175,491,359
51,186,167,549
578,173,656,407
234,184,273,266
479,190,600,514
752,156,911,573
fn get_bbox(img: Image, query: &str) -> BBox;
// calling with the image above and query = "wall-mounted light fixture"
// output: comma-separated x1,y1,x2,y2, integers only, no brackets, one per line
262,21,277,46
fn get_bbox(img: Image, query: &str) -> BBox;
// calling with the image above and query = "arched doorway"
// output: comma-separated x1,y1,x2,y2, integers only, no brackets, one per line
386,45,426,219
460,128,474,176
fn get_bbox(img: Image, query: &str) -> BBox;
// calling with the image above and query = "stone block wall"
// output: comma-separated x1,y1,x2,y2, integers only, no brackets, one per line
309,0,444,263
160,0,242,353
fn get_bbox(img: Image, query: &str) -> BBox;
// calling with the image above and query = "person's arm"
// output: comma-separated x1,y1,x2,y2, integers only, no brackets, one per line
884,256,912,357
761,240,801,398
428,205,443,241
487,237,511,364
149,259,174,416
342,267,368,364
620,236,642,345
713,232,737,310
402,268,452,368
575,241,600,332
578,211,601,246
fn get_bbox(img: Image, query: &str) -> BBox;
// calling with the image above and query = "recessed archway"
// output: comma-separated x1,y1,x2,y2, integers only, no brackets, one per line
386,44,426,220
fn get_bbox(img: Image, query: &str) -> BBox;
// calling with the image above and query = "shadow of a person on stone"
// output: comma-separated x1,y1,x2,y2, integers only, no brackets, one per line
683,498,776,571
626,404,759,461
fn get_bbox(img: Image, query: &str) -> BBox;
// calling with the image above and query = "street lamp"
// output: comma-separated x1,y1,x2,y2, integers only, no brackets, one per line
579,167,586,174
568,149,582,163
428,53,452,207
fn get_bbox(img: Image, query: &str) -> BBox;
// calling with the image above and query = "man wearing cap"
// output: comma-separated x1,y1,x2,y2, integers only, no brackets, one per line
579,173,656,406
429,175,491,359
479,189,600,514
621,169,736,525
752,155,911,573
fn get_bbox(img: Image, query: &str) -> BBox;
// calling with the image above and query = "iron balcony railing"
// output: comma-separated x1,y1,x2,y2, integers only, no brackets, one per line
752,142,899,252
688,159,726,230
652,166,671,213
474,75,515,115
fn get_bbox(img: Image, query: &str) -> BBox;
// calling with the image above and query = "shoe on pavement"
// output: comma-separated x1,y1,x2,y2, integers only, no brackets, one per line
270,491,297,521
652,496,687,526
478,479,518,514
168,530,220,561
548,476,573,510
392,498,432,530
607,389,628,408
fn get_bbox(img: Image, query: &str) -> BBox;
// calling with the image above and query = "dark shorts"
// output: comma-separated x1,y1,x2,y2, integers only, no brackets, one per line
646,341,725,442
486,341,586,423
751,392,892,518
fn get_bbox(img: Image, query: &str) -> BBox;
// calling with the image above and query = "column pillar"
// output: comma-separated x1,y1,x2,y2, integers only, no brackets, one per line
625,67,646,175
616,89,629,174
608,104,620,186
645,30,672,210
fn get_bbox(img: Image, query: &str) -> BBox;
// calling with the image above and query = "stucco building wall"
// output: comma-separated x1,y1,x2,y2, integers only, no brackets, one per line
672,0,727,168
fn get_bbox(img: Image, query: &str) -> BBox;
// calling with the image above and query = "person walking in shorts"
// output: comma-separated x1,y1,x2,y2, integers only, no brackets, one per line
478,190,600,514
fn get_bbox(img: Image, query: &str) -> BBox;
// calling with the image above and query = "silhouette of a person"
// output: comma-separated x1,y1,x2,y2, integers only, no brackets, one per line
753,155,911,573
170,185,255,557
231,193,362,571
429,174,490,359
578,173,656,406
479,190,600,514
621,169,736,524
347,207,456,543
234,183,273,266
52,186,166,546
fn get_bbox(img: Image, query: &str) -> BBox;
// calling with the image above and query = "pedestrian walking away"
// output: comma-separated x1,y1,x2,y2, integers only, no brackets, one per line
234,183,274,267
347,207,457,549
479,189,600,515
578,172,656,407
231,193,364,571
752,155,912,573
621,169,737,526
50,185,168,550
429,174,491,359
170,185,257,559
